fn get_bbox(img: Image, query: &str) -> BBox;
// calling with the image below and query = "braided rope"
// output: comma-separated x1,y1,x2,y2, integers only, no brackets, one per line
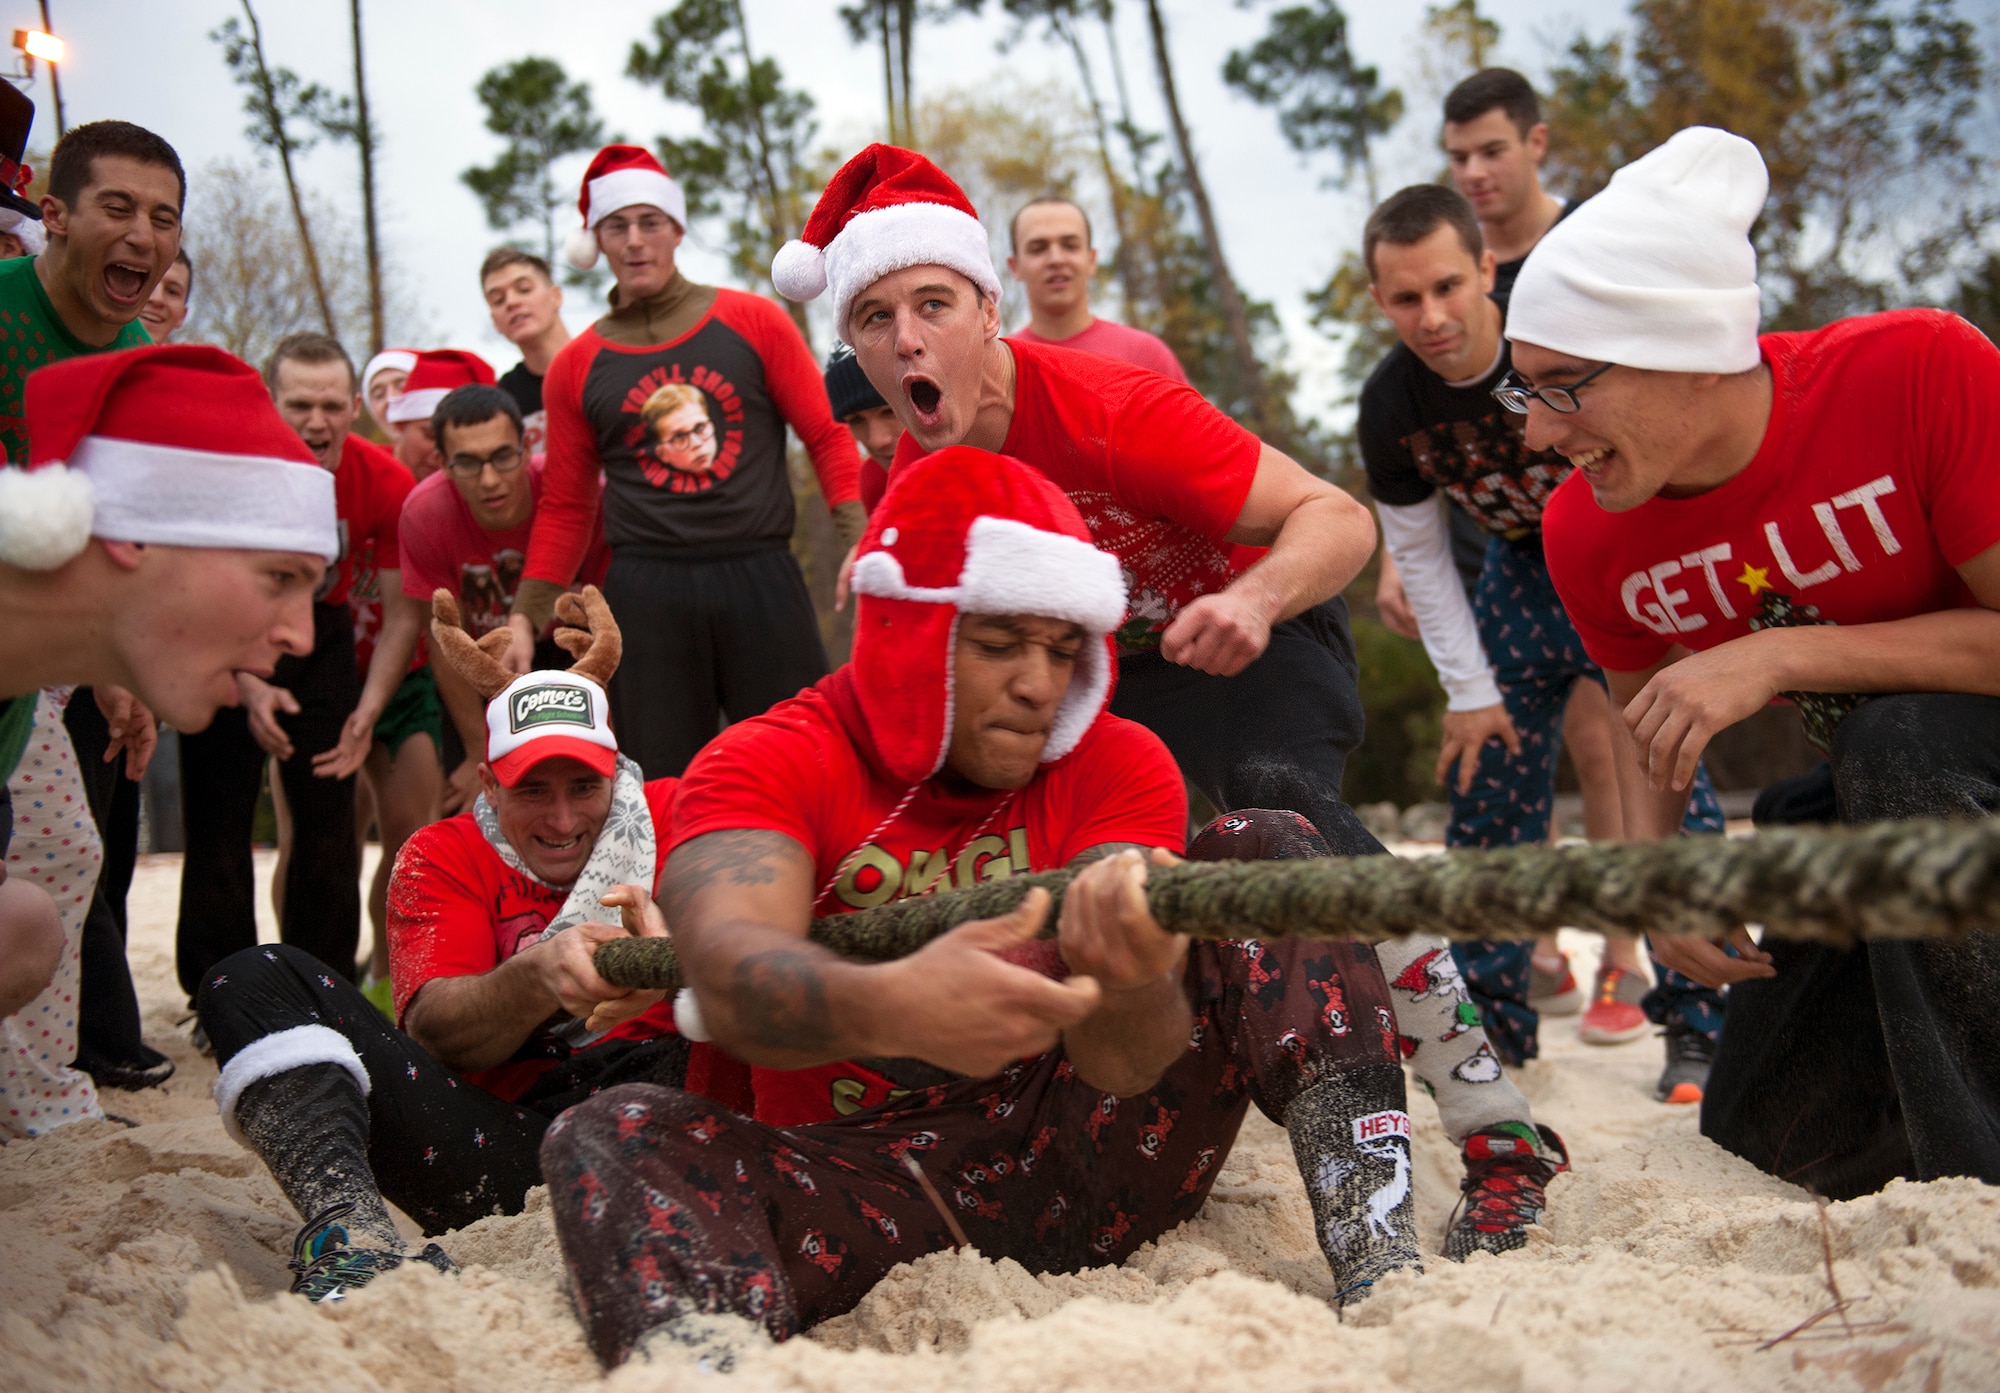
593,816,2000,993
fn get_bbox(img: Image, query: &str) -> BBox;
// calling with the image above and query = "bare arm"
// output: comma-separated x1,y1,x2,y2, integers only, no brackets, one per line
405,885,668,1073
1160,444,1378,676
432,657,487,814
1622,540,2000,796
665,829,1099,1077
1056,846,1192,1097
316,575,425,779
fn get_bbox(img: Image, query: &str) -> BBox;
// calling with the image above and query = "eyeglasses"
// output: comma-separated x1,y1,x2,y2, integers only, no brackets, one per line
445,445,525,479
659,417,714,452
1491,360,1615,414
598,214,675,240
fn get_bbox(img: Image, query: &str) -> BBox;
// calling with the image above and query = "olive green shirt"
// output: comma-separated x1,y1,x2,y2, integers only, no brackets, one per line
0,253,152,466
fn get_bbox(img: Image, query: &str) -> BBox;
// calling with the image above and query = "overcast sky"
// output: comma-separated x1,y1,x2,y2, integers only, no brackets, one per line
8,0,1974,419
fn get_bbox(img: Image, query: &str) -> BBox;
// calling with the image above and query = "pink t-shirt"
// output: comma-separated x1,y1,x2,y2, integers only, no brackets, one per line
1010,318,1189,384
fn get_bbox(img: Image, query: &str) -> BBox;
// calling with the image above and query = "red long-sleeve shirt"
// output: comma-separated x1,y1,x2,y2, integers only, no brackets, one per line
525,288,859,587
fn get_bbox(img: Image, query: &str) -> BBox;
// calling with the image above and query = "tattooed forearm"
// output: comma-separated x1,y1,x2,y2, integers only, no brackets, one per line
660,829,812,924
732,947,838,1053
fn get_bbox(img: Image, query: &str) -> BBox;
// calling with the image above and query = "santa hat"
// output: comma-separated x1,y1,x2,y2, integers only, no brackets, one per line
0,207,44,257
360,347,416,430
1508,127,1768,374
564,144,688,272
385,349,497,425
772,144,1001,343
0,344,337,570
849,445,1127,785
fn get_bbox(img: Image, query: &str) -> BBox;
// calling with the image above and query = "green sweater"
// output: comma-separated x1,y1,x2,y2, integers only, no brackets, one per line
0,253,152,466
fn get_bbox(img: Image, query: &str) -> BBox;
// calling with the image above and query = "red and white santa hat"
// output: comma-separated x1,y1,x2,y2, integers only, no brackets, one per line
849,445,1127,785
385,348,497,425
772,144,1001,343
0,344,337,571
564,144,688,272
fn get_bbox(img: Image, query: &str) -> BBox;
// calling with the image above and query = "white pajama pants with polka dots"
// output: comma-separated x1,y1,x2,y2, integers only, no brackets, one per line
3,690,105,1138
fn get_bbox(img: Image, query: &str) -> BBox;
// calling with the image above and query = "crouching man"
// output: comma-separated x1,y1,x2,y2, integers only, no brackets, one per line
1514,127,2000,1195
541,448,1422,1370
198,589,735,1301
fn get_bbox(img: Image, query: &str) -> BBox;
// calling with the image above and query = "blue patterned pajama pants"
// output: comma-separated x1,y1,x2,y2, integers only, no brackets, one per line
1445,533,1725,1065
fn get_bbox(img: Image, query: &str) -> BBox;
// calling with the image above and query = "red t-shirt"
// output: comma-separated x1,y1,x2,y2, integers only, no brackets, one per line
668,670,1188,1126
386,777,683,1102
1011,318,1190,384
330,434,421,677
324,434,410,611
1544,311,2000,674
399,460,611,637
895,339,1263,647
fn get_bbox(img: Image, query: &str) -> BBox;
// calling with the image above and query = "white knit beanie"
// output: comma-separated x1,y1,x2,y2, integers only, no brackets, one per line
1508,127,1769,374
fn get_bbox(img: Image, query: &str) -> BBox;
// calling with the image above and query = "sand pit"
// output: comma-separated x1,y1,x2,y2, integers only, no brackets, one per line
4,846,1998,1392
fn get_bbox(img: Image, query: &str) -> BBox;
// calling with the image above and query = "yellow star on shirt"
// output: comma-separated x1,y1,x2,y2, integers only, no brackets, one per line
1736,562,1773,597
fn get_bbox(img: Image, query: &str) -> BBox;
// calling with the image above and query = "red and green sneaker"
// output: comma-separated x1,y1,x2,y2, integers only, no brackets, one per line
1443,1122,1570,1261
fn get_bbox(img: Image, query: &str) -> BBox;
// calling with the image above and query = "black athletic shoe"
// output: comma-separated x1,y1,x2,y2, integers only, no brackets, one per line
1444,1122,1569,1261
287,1201,455,1303
75,1043,175,1091
1656,1022,1716,1105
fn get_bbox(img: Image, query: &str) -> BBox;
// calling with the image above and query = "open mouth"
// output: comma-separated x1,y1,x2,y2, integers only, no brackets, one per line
1566,445,1615,481
903,374,943,425
104,261,148,304
535,834,584,852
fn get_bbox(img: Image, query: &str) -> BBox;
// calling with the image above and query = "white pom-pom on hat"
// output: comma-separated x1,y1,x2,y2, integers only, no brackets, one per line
771,238,827,302
565,223,600,272
0,464,95,570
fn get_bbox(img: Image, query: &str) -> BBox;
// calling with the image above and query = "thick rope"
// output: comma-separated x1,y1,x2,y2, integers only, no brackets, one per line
593,816,2000,993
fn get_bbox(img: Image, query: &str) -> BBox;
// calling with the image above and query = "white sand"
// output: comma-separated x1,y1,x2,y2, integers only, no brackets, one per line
3,848,1998,1392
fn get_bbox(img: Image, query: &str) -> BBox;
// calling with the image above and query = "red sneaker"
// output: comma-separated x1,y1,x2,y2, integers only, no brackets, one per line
1579,964,1649,1044
1529,951,1583,1016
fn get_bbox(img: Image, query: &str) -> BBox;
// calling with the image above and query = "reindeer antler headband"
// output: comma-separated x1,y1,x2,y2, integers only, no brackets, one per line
429,584,623,700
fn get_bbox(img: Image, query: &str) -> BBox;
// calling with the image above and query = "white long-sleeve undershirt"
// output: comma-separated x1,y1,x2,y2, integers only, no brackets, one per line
1377,494,1504,711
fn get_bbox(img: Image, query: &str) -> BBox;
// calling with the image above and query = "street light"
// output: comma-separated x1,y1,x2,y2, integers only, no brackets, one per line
11,30,61,68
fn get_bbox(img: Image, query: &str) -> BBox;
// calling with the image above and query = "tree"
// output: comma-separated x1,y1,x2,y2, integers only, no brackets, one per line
461,58,608,266
1141,0,1279,444
1541,0,1988,328
348,0,384,355
212,2,349,337
180,160,424,371
913,80,1099,328
1222,0,1405,205
627,0,821,338
839,0,920,145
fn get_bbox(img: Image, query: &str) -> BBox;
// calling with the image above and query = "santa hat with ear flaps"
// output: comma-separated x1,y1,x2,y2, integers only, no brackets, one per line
564,144,689,271
772,144,1002,344
849,445,1128,786
0,344,337,571
385,348,497,425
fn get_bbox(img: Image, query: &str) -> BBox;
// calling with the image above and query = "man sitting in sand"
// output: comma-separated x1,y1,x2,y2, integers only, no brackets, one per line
196,589,741,1301
540,447,1423,1370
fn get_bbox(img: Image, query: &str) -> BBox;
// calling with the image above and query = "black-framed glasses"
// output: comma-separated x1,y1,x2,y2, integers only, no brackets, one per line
1491,360,1615,415
445,445,525,479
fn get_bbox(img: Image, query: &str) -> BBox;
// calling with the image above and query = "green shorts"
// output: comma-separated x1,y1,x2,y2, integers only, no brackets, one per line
373,665,443,757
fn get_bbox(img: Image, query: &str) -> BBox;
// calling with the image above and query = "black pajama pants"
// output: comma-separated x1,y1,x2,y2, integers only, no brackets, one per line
601,543,829,780
1703,693,2000,1198
175,602,362,1001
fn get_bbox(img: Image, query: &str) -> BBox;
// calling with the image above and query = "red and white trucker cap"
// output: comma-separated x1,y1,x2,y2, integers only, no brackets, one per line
485,670,618,786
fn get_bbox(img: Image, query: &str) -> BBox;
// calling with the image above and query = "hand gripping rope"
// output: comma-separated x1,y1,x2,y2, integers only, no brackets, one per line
594,815,2000,994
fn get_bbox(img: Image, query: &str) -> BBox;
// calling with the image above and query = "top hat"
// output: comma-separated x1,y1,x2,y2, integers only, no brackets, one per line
0,82,41,221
